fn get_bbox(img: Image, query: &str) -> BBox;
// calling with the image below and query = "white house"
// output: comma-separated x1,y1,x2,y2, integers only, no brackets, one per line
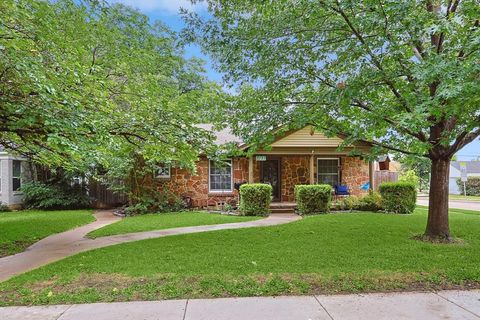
449,161,480,194
0,151,29,208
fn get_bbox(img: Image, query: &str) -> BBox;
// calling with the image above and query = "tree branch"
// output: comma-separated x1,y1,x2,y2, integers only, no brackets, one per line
326,1,413,113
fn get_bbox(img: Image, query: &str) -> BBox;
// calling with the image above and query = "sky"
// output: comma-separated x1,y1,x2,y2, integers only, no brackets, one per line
109,0,479,161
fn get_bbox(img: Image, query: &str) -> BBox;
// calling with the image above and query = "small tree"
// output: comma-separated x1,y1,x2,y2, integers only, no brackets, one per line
185,0,480,241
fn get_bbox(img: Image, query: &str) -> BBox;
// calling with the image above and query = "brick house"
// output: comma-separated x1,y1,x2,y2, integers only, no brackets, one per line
157,125,373,208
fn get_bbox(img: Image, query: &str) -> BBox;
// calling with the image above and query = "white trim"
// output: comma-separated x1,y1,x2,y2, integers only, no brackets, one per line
317,157,340,185
156,165,171,179
208,159,233,193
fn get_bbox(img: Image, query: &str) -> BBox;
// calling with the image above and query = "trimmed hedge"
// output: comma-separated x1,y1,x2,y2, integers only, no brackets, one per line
379,182,417,214
456,177,480,196
295,184,332,215
239,183,272,216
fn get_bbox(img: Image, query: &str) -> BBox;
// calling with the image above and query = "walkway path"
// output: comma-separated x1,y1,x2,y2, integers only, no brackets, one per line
0,212,300,282
1,290,479,319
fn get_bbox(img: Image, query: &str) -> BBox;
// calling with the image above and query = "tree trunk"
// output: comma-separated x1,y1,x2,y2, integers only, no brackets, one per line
425,158,451,240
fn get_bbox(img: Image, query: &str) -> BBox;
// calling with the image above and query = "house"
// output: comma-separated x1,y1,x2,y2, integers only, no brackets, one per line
157,125,373,208
449,161,480,194
0,150,29,208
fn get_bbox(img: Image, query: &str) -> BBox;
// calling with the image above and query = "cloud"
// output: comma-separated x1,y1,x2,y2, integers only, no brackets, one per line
108,0,206,14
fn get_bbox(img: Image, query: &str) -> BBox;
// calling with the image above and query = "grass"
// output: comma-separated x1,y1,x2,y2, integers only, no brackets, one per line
448,194,480,201
1,207,480,305
0,210,94,258
87,211,260,238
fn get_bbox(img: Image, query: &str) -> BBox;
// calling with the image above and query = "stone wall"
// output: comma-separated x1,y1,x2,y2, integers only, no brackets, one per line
340,156,370,196
158,155,369,208
281,156,310,202
157,157,248,208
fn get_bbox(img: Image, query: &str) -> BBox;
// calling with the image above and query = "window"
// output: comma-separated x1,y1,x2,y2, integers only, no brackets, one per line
317,158,340,186
12,160,21,191
156,165,171,179
209,159,232,192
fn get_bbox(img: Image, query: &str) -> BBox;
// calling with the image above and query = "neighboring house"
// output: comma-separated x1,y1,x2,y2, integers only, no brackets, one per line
157,125,373,208
0,150,29,208
449,161,480,194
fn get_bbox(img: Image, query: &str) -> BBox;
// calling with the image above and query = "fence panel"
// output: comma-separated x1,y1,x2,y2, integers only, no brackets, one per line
88,179,128,209
373,171,399,190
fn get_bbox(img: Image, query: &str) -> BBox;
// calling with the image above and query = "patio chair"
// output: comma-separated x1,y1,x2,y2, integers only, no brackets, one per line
334,184,350,200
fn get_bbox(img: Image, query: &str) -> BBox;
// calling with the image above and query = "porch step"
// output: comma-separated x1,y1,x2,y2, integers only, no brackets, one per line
269,202,297,214
270,208,296,214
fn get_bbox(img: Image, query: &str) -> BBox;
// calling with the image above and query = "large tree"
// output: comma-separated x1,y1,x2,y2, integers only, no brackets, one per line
1,0,221,176
185,0,480,240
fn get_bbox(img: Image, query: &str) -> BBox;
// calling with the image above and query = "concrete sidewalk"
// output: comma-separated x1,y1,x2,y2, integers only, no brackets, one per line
1,290,479,320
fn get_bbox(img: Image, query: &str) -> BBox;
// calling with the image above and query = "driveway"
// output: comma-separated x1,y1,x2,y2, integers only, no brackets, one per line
417,197,480,211
1,290,479,320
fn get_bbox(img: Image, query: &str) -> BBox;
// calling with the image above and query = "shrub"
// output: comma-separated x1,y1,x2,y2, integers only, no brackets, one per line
0,202,11,212
379,182,417,214
331,196,360,211
239,183,272,216
357,192,383,211
295,184,332,215
126,190,185,215
21,181,91,210
456,177,480,196
330,192,383,212
399,169,420,188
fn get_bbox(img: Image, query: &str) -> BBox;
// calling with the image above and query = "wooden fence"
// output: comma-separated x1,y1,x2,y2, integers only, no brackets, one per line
89,179,128,209
373,171,398,190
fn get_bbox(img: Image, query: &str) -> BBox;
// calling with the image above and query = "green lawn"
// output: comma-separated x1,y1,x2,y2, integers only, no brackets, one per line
0,210,94,258
87,211,260,238
449,194,480,201
1,207,480,306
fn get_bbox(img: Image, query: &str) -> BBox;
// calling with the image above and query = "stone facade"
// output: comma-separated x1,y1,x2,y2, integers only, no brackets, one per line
159,155,369,207
157,157,248,208
339,156,370,196
281,156,310,202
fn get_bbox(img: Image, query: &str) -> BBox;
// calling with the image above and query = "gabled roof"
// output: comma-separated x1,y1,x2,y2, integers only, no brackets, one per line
451,161,480,173
198,124,368,150
197,124,243,146
268,125,344,148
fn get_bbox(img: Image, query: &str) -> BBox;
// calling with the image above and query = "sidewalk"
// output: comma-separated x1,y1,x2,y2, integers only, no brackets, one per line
1,290,479,320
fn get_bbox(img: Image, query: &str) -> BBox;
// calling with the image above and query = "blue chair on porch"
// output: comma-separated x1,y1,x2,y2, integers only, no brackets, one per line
334,184,350,198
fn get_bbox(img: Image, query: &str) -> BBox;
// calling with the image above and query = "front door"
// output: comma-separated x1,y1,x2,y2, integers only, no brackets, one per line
261,159,280,201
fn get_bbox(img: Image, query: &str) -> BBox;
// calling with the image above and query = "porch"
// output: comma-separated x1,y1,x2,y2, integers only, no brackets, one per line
246,153,373,203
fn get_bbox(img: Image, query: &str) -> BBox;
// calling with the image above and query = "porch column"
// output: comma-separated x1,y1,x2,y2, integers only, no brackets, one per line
309,154,315,184
369,160,374,191
248,156,254,183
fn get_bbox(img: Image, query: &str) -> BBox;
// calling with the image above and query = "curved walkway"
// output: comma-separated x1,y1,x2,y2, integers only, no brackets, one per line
0,211,300,282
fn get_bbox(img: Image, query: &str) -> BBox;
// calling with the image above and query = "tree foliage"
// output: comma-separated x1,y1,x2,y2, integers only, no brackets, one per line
1,0,222,177
185,0,480,239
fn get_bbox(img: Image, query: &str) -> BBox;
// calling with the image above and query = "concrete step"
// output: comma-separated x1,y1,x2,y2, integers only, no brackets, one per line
270,208,296,214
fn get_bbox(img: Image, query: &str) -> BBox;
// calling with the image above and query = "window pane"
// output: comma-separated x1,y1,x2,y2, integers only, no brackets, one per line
210,160,232,191
13,160,21,177
13,177,21,191
317,159,339,186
